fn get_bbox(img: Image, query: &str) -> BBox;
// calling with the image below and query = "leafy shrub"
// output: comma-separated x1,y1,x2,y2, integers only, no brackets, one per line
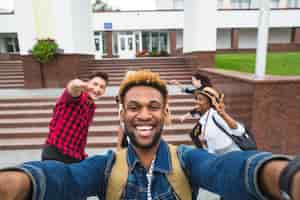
32,39,59,64
149,51,160,57
160,50,169,56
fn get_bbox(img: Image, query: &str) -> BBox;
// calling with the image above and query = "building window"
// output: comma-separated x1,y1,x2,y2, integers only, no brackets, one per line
142,32,150,51
231,0,251,9
4,37,19,53
113,32,118,55
142,31,169,53
93,32,107,55
288,0,300,8
151,32,159,52
270,0,280,8
159,32,168,52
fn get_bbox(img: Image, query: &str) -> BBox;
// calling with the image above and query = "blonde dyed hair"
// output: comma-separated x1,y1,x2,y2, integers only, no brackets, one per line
118,70,171,125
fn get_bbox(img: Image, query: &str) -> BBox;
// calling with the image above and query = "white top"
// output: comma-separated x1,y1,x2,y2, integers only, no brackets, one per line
199,108,245,154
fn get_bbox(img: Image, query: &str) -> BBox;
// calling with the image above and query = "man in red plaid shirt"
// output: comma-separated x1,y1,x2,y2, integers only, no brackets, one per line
41,72,109,163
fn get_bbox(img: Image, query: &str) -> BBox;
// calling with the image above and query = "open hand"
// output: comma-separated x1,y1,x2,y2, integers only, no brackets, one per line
168,80,181,85
73,79,88,92
212,93,225,115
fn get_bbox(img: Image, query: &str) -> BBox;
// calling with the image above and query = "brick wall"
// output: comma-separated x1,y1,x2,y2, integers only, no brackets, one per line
198,68,300,154
22,54,94,88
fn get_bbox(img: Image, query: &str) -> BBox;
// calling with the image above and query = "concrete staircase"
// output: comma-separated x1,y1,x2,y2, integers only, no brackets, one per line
0,57,192,89
0,95,197,150
0,57,198,150
80,57,193,85
0,60,24,89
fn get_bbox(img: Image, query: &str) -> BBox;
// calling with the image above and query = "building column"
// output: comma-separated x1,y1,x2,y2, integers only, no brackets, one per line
15,0,94,54
291,27,300,44
279,0,288,8
183,0,217,69
105,31,113,58
231,28,239,49
15,0,95,88
170,30,177,56
222,0,232,9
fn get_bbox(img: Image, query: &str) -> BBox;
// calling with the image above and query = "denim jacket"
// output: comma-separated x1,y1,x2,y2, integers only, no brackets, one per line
3,140,290,200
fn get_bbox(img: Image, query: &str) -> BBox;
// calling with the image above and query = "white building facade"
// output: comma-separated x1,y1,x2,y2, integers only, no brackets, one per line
0,0,300,59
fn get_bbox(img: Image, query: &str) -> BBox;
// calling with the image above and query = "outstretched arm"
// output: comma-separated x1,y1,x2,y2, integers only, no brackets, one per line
67,79,88,97
0,154,112,200
181,147,300,200
260,158,300,199
0,171,31,200
259,160,288,199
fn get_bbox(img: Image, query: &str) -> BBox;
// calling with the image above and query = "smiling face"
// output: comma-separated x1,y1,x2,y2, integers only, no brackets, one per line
86,77,107,100
195,93,211,115
121,86,166,150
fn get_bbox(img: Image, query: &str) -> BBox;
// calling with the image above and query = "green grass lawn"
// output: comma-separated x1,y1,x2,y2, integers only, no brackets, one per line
215,52,300,75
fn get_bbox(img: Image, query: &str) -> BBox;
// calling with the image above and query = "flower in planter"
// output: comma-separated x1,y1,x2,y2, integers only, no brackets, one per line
32,39,59,64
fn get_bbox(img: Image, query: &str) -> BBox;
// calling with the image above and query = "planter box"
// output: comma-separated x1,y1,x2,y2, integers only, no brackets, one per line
22,54,94,88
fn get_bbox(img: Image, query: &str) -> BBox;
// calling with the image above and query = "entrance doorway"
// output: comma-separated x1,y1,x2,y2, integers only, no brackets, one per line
118,32,136,58
94,32,103,59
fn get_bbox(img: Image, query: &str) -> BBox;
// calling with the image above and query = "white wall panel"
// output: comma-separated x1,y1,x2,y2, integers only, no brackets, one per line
183,0,217,52
218,9,300,28
0,14,17,33
155,0,174,9
93,11,184,31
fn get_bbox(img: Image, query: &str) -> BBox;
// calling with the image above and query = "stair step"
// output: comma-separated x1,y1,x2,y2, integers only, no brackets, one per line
0,94,192,103
0,98,195,110
0,134,192,150
0,123,194,138
0,71,24,76
0,84,24,88
0,76,24,80
0,79,24,83
0,106,194,118
0,115,197,128
87,65,188,71
83,70,193,76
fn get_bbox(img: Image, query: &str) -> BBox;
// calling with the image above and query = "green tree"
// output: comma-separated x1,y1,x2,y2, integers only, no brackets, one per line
92,0,113,11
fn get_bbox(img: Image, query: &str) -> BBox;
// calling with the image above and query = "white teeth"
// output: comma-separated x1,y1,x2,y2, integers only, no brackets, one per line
136,126,152,130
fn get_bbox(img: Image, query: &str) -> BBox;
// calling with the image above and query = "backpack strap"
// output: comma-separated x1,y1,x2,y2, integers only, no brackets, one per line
167,144,192,200
106,145,192,200
212,116,232,137
106,148,128,200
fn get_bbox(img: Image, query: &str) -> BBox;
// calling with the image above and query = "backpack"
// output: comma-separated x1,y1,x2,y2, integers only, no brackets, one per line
189,122,203,148
212,116,257,150
106,144,192,200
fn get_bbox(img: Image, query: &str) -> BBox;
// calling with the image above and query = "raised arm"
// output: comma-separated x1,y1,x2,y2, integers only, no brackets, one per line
67,78,88,97
212,94,238,129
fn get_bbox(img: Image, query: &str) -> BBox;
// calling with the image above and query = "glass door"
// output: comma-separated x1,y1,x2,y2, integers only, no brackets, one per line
118,32,136,58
